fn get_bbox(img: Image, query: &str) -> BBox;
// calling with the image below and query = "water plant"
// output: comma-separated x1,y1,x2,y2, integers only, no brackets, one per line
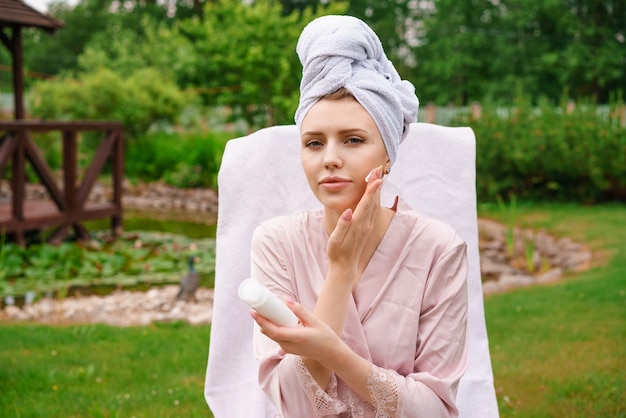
496,194,517,259
522,228,536,273
0,231,216,299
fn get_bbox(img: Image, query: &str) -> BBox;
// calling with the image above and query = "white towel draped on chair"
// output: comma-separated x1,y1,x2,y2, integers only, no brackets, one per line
204,123,500,418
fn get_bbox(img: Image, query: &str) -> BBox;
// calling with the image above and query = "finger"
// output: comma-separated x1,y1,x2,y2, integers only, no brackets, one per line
254,312,288,342
328,208,352,246
360,167,384,203
285,298,317,327
355,175,382,222
364,165,383,184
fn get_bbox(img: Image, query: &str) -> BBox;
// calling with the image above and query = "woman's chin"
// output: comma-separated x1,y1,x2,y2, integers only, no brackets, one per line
321,199,357,214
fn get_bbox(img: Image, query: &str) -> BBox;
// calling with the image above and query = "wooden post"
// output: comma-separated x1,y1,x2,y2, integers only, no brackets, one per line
471,101,482,120
11,27,24,120
11,131,25,245
111,129,124,236
63,130,77,213
425,102,436,124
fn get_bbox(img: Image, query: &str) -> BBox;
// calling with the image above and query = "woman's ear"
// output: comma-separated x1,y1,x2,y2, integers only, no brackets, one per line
383,160,391,175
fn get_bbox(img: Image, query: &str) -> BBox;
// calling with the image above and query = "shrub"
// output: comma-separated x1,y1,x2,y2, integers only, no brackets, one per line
28,67,188,139
459,95,626,203
125,131,234,189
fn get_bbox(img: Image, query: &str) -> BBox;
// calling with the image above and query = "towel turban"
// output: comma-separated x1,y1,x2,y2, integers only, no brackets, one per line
294,15,419,164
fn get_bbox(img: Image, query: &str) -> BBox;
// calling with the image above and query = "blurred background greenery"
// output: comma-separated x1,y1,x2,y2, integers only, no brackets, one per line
0,0,623,202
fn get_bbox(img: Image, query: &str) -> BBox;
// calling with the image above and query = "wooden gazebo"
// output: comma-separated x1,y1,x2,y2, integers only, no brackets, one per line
0,0,64,119
0,0,124,245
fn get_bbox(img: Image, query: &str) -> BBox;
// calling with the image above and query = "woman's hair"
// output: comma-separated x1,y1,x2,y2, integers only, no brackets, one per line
323,87,353,101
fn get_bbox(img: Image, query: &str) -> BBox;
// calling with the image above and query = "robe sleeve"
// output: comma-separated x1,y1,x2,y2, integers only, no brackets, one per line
250,223,348,416
387,242,469,418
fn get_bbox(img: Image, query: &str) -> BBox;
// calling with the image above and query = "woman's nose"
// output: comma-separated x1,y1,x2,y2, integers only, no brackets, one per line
323,143,343,169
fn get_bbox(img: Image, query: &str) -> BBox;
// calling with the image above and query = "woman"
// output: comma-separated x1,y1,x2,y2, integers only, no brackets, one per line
249,15,468,417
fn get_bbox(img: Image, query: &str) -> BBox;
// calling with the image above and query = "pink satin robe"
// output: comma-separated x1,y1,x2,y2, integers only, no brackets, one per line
250,200,469,417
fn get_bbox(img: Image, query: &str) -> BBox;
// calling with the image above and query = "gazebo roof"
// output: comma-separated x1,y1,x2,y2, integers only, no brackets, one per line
0,0,64,32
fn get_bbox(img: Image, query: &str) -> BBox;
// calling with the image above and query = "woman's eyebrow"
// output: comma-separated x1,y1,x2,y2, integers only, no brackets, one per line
338,128,369,135
301,130,324,137
301,128,370,137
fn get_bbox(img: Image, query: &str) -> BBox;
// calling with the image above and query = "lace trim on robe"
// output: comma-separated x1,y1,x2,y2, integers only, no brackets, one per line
294,356,348,416
367,364,404,418
293,357,406,417
346,387,377,416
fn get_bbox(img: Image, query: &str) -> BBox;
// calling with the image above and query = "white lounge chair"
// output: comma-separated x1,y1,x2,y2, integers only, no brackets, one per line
205,123,500,418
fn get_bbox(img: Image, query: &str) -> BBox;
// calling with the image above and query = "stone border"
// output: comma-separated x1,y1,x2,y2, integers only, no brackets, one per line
478,219,592,295
1,181,594,325
1,286,214,327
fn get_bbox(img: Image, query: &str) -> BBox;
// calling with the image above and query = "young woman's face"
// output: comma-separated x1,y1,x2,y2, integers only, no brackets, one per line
300,96,389,213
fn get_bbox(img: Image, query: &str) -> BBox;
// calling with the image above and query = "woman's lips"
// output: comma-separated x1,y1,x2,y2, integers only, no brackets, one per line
320,176,351,191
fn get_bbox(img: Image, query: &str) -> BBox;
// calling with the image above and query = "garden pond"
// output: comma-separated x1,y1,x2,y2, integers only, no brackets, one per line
1,209,218,308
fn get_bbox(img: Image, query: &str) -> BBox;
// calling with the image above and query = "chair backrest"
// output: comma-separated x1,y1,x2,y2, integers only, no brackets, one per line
204,123,499,418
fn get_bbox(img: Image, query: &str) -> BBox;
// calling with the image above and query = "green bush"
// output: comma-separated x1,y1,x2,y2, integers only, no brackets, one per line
28,67,188,138
459,95,626,203
125,131,234,189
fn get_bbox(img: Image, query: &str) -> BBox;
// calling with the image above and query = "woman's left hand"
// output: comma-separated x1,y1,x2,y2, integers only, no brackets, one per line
251,299,342,363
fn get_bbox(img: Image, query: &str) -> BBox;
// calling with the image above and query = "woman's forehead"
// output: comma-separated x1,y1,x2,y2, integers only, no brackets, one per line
301,97,378,132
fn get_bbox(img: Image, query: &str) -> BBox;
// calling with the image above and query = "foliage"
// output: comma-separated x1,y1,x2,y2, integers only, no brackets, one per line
19,0,182,80
0,231,215,298
125,130,233,189
457,95,626,203
77,14,194,80
410,0,626,105
12,0,625,111
18,0,115,79
173,0,348,128
28,67,189,138
0,322,213,417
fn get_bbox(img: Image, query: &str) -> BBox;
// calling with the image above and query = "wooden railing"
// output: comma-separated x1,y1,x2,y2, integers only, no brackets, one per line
0,121,124,245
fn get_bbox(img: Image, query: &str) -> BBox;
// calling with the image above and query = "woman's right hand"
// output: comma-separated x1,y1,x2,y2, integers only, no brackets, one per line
326,166,384,282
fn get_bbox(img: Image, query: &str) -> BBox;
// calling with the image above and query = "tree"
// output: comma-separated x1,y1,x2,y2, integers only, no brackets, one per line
77,14,194,79
175,0,348,127
21,0,197,81
22,0,117,79
412,0,625,104
537,0,626,101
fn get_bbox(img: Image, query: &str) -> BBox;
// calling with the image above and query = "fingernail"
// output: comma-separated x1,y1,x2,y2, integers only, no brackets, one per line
342,208,352,221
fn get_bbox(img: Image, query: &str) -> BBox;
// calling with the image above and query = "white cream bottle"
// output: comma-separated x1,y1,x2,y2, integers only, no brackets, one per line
238,278,299,327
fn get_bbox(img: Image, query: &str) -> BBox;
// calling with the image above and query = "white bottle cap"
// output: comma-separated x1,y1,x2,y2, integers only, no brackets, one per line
238,278,265,308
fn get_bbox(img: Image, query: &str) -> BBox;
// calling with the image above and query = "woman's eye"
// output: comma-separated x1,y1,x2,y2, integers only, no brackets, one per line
347,137,365,144
306,140,323,147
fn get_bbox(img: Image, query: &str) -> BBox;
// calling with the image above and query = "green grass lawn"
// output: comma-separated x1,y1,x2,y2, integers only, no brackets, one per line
0,202,624,417
480,202,626,417
0,322,213,417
